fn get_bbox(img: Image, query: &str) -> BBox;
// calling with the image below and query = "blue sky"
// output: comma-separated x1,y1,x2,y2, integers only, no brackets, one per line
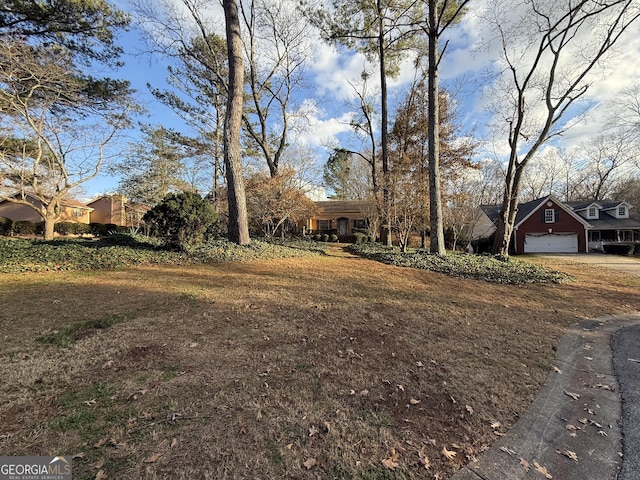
82,0,640,199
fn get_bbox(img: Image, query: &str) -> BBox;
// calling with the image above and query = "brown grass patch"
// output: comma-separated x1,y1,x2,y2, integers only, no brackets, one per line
0,246,638,479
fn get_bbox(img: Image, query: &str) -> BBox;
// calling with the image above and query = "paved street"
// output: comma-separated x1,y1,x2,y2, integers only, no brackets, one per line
452,253,640,479
612,324,640,480
535,253,640,276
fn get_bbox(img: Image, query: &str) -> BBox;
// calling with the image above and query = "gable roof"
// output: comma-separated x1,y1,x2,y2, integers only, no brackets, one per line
481,196,640,230
515,195,591,228
0,194,93,210
566,200,632,212
568,201,602,212
314,200,369,215
481,195,590,228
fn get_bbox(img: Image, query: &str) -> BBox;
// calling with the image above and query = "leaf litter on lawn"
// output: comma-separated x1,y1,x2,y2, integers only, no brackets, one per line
0,246,638,478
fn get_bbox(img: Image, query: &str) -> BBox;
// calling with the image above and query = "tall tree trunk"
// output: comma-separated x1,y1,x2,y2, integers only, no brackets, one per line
223,0,250,245
427,0,445,255
492,159,523,256
44,214,56,240
377,0,392,247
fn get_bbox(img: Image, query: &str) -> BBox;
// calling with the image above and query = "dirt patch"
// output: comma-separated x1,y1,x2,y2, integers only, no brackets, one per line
0,251,637,479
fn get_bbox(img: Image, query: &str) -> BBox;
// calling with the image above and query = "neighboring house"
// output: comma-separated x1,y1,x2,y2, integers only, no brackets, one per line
304,200,371,239
87,195,151,227
0,195,93,224
474,195,640,254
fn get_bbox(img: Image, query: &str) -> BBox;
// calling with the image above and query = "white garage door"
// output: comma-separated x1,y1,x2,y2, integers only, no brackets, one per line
524,233,578,253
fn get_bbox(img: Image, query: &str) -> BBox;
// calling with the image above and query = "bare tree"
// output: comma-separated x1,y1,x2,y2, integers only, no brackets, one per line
485,0,640,256
571,132,638,200
520,147,570,201
0,39,130,239
241,0,313,177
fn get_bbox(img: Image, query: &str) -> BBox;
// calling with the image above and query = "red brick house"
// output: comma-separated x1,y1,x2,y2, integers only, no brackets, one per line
476,195,640,253
303,200,372,240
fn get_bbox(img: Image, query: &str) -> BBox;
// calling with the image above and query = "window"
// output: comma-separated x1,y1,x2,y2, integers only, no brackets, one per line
73,208,83,218
588,207,597,218
544,209,555,223
318,219,331,231
353,218,367,229
618,206,627,217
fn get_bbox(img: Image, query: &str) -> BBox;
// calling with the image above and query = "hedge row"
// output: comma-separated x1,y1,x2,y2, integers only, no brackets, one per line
0,217,131,237
602,243,640,256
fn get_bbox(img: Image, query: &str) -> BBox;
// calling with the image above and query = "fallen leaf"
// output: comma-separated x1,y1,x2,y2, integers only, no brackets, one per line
382,447,399,469
359,389,369,397
286,443,293,450
308,425,319,437
465,405,474,415
409,398,421,405
188,342,199,348
170,438,178,448
425,438,437,447
491,421,501,430
102,360,113,369
553,366,562,374
303,458,317,469
144,452,164,463
84,399,97,406
500,446,517,456
416,361,424,367
564,390,580,400
95,471,106,480
520,457,530,471
72,453,85,460
418,449,431,470
442,447,456,461
598,430,608,436
94,436,109,448
382,457,399,469
566,424,578,431
534,461,553,479
557,449,578,462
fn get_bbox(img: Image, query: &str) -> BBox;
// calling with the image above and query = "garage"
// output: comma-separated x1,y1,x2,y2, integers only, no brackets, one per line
524,233,578,253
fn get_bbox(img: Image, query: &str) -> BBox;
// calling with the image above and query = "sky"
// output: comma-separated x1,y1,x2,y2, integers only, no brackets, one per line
82,0,640,199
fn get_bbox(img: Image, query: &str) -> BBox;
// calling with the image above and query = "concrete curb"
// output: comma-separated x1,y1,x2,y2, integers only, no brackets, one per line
451,315,640,480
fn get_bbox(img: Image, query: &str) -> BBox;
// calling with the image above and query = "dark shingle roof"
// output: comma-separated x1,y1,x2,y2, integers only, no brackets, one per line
483,197,640,229
481,198,546,225
314,200,369,214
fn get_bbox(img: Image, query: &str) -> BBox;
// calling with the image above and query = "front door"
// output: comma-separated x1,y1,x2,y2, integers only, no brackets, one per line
337,217,348,236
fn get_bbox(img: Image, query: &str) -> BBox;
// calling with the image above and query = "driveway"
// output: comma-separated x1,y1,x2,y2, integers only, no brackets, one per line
534,253,640,276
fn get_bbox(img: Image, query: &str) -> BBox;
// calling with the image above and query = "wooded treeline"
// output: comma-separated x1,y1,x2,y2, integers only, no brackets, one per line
1,0,639,251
